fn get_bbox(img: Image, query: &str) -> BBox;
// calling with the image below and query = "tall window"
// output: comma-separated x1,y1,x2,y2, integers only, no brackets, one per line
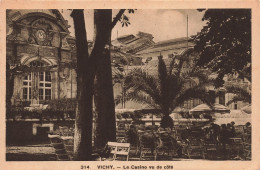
23,73,32,100
22,61,52,101
39,72,52,100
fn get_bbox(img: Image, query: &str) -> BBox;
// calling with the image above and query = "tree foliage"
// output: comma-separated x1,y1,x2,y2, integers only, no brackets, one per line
120,52,215,127
225,84,251,105
194,9,251,87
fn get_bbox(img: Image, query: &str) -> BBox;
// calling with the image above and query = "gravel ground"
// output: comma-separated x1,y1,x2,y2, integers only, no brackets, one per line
6,145,247,161
6,144,57,161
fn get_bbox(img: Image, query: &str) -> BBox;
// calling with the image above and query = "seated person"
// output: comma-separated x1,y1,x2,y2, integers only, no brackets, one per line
160,130,182,157
140,132,160,155
209,123,220,142
219,124,229,151
203,127,211,141
180,126,191,140
126,125,138,146
227,123,235,138
245,122,251,128
244,122,251,135
230,121,236,134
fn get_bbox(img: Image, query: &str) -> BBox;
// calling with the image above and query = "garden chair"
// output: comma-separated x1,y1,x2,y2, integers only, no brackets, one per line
139,133,159,160
228,137,244,160
241,128,251,160
61,136,74,160
203,138,218,159
229,125,251,160
234,125,245,138
116,129,126,143
125,130,140,155
174,130,182,142
59,126,72,136
243,126,251,137
242,137,251,160
157,133,175,159
100,142,130,161
202,129,219,159
182,137,206,159
114,142,131,161
48,134,70,161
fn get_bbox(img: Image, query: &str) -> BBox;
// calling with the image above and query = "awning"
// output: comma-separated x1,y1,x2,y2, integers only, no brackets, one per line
115,108,161,114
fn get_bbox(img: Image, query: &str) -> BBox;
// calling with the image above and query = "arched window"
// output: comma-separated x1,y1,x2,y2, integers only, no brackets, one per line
22,61,52,101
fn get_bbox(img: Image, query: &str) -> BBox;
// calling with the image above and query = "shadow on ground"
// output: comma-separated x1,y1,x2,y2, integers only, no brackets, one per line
6,153,56,161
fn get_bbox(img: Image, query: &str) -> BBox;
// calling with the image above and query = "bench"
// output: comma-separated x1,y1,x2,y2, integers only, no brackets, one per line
101,142,130,161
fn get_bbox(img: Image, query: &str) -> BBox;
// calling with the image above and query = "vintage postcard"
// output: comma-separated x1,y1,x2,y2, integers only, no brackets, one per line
0,0,260,170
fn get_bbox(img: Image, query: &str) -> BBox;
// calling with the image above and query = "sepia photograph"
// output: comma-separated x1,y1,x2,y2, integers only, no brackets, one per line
4,8,253,163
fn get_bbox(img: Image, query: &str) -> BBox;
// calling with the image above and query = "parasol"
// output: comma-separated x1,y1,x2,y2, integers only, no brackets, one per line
241,104,251,114
189,103,230,114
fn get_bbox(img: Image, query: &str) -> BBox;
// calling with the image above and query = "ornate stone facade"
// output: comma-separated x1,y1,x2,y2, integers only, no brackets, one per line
7,10,77,105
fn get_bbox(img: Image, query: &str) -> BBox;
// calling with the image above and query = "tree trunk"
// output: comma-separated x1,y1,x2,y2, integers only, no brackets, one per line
94,9,116,148
71,10,93,161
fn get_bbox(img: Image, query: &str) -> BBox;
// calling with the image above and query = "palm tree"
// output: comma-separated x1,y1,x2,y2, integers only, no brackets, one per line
120,50,214,128
225,84,251,105
112,58,129,109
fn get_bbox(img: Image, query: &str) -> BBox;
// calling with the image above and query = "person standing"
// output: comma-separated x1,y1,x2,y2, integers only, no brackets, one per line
219,124,229,159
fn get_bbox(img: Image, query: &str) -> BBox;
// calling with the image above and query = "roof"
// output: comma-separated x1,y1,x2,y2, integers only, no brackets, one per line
136,37,195,55
112,32,155,55
154,37,191,48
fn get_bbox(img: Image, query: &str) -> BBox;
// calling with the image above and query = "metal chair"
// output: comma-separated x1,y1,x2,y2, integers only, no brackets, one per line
116,129,126,143
59,126,72,136
228,137,244,160
182,137,206,159
139,133,159,160
61,136,74,160
242,127,251,160
125,130,140,155
203,138,218,159
157,133,178,159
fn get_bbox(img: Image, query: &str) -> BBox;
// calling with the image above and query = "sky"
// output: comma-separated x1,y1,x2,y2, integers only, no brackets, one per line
61,9,206,42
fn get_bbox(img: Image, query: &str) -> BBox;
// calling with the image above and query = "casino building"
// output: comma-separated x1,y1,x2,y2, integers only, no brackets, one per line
6,9,250,111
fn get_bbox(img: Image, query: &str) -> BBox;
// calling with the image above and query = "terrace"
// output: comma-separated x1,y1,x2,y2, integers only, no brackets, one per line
6,106,251,161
